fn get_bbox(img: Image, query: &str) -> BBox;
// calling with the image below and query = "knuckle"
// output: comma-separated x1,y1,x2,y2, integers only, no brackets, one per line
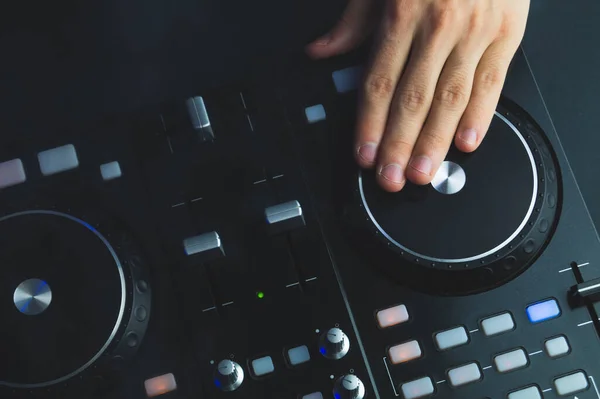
435,81,469,109
467,8,486,35
388,0,414,26
397,87,428,113
478,64,505,89
364,74,396,100
429,0,458,33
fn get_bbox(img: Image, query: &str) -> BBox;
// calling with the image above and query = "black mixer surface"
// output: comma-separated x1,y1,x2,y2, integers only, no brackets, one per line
0,34,600,399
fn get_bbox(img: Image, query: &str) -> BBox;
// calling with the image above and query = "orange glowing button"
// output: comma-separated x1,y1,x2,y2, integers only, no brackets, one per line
376,304,409,328
388,340,422,365
144,373,177,397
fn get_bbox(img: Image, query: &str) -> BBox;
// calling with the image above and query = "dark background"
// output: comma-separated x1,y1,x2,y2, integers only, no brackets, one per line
0,0,598,231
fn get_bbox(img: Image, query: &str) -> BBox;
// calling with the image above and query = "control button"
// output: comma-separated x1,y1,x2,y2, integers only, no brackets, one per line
38,144,79,176
333,375,366,399
544,335,570,358
448,362,481,387
527,299,560,323
400,376,434,399
434,326,468,350
100,161,122,181
265,200,306,234
251,356,275,377
287,345,310,366
305,104,327,124
319,327,350,360
185,96,214,142
376,304,409,328
388,340,422,365
493,348,528,373
332,66,363,93
507,386,542,399
183,231,225,260
554,371,589,396
135,306,148,322
144,373,177,397
302,393,323,399
214,359,244,392
0,159,26,189
481,312,515,336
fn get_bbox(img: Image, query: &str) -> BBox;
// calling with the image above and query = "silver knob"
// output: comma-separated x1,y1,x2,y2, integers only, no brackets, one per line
319,327,350,360
333,375,366,399
214,359,244,392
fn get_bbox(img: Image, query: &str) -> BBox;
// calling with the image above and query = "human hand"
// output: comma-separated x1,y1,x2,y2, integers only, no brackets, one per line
306,0,530,192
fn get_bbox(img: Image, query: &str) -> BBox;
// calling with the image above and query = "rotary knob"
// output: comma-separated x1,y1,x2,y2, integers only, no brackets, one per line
214,359,244,392
319,327,350,360
333,375,366,399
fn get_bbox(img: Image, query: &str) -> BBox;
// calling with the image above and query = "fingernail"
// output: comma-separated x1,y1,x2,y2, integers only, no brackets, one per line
313,33,331,46
458,128,478,145
357,143,377,164
378,163,405,184
409,155,432,176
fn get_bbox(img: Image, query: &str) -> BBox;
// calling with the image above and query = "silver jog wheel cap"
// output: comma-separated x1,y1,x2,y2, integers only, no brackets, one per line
14,279,52,316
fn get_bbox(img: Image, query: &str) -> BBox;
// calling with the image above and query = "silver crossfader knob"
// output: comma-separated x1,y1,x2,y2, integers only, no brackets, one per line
214,359,244,392
319,327,350,360
333,375,366,399
265,200,305,235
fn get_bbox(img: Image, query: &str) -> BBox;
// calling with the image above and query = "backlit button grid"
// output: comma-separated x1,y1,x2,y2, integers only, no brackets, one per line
400,376,435,399
554,371,589,396
480,312,515,336
526,298,561,323
434,326,469,350
447,362,482,387
388,340,422,364
376,304,409,329
507,385,542,399
493,348,528,373
144,373,177,398
544,335,570,358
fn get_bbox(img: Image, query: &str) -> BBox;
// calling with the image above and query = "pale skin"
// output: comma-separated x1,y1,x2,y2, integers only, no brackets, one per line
306,0,530,192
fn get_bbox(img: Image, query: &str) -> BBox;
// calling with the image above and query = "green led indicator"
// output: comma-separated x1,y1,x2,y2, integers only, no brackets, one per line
257,291,265,299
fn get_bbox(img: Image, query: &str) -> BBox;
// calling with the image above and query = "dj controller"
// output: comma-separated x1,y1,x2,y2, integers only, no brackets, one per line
1,41,600,399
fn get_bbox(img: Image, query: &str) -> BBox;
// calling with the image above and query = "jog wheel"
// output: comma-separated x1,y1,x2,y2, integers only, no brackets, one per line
0,210,151,389
352,99,561,295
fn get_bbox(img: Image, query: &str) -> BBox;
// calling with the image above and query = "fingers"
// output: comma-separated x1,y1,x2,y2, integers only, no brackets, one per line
454,39,518,153
375,18,459,192
354,4,417,169
404,49,479,185
306,0,374,60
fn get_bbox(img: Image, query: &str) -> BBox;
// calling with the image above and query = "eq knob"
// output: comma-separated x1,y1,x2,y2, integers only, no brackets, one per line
319,327,350,360
333,375,366,399
214,359,244,392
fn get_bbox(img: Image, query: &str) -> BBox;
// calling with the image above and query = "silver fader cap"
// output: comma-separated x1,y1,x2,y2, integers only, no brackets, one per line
265,200,305,234
186,96,214,142
183,231,225,261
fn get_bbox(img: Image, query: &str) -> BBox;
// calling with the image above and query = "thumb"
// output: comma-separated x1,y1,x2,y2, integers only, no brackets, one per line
306,0,374,60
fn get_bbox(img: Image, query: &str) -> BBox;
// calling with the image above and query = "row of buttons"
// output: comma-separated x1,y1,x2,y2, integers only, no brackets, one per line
250,345,311,377
143,345,311,398
389,333,569,367
0,144,123,189
378,299,561,354
377,299,561,332
400,369,588,399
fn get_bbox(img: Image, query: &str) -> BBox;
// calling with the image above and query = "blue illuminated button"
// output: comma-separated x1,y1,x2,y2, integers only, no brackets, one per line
287,345,310,366
251,356,274,377
526,299,560,323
